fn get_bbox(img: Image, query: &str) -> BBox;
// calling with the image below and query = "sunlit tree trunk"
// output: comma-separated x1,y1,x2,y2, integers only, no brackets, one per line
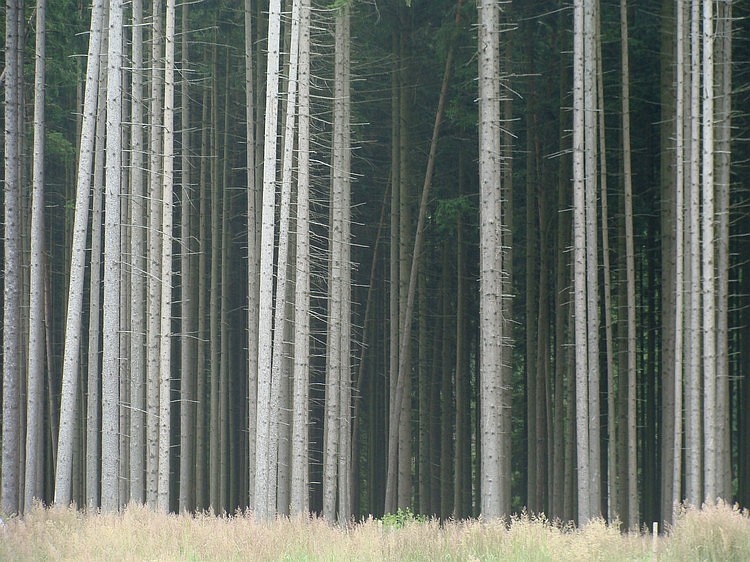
55,0,106,507
146,0,164,509
156,0,176,513
101,0,125,513
572,0,591,525
86,71,107,508
24,0,46,512
685,0,702,507
273,0,302,515
254,0,282,519
290,0,312,516
477,0,509,518
129,0,147,505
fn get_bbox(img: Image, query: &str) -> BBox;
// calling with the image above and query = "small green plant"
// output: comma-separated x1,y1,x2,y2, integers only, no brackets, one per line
380,507,427,529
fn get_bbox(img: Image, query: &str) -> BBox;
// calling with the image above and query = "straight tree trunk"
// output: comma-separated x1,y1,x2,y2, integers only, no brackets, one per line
146,0,165,508
157,0,176,513
129,0,147,505
701,0,717,504
24,0,47,512
101,0,125,513
685,0,702,506
290,0,312,516
178,0,194,513
273,0,302,515
583,0,601,519
254,0,282,519
477,0,509,518
572,0,591,526
2,0,22,516
620,0,638,529
245,0,259,511
714,0,732,501
86,72,107,508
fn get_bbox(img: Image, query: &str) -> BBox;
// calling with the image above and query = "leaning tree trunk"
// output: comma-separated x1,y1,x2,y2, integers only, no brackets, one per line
54,0,106,508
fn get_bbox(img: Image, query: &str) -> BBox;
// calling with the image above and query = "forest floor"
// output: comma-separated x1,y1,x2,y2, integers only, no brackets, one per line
1,500,748,561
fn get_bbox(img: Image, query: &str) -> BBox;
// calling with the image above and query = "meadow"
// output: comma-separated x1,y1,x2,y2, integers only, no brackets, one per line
1,501,748,561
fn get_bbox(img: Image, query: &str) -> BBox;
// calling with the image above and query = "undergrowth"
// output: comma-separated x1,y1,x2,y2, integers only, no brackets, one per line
0,500,747,561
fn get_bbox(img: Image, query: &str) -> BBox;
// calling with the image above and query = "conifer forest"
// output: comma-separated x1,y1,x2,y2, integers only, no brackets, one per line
2,0,750,529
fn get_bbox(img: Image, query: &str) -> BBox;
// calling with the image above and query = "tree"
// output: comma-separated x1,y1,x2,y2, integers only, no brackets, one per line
157,0,177,513
477,0,510,519
620,0,638,529
129,0,147,506
254,0,282,519
290,0,312,516
55,0,107,507
24,0,48,512
3,0,22,517
101,0,125,513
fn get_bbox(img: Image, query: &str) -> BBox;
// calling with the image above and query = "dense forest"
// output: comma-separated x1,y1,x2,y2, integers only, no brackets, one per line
2,0,750,529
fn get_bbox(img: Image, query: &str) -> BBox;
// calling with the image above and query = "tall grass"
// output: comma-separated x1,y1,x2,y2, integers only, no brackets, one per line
1,501,747,561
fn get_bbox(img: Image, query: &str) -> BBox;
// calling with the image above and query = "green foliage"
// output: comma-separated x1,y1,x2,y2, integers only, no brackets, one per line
327,0,350,11
380,507,427,529
46,130,76,161
433,195,475,233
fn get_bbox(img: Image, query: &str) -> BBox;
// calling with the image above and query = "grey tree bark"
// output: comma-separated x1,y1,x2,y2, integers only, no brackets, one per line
54,0,106,507
24,0,47,511
477,0,509,519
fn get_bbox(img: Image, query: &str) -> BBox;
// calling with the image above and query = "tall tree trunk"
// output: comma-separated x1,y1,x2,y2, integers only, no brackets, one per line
701,0,717,504
54,0,106,507
157,0,176,513
101,0,125,513
146,0,164,509
572,0,591,525
2,0,23,516
620,0,638,529
129,0,147,506
178,0,194,513
685,0,702,506
290,0,312,516
245,0,259,511
24,0,46,512
477,0,509,518
86,71,107,508
714,0,732,502
254,0,282,520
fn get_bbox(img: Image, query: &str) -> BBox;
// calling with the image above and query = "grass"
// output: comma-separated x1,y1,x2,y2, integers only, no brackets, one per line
0,501,748,561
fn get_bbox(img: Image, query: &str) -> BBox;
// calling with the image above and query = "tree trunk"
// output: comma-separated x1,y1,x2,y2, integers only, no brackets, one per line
178,0,194,513
86,71,107,508
146,0,164,509
129,0,147,506
245,0,259,511
620,0,638,529
54,0,106,507
156,0,176,513
254,0,282,519
290,0,312,516
477,0,509,519
23,0,46,512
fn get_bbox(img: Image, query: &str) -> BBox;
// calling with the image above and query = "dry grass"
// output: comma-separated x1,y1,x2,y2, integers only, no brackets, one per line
1,501,747,561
